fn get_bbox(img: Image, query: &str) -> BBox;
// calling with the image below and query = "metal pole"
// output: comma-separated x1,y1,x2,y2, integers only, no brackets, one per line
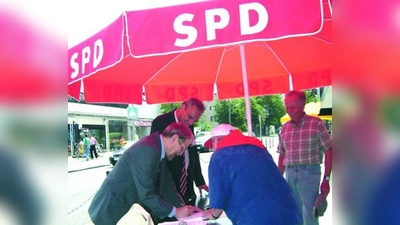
69,123,74,156
229,100,231,124
239,44,252,134
104,118,109,151
259,115,261,137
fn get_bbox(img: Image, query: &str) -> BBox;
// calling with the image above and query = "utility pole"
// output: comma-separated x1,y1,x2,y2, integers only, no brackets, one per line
228,100,241,125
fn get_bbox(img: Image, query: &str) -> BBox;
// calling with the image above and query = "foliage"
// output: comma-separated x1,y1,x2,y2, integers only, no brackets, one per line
109,132,124,139
256,95,286,131
198,115,212,131
213,95,285,136
305,89,318,103
160,103,181,114
214,99,246,130
160,90,318,136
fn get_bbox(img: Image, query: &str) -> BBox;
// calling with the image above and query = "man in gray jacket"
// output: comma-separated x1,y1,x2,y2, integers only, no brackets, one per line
88,122,201,224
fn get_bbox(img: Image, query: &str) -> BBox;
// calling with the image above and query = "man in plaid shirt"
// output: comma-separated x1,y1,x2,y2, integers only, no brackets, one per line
278,90,332,225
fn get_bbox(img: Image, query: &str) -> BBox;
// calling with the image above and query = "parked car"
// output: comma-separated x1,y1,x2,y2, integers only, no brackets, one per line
195,131,212,153
109,140,138,166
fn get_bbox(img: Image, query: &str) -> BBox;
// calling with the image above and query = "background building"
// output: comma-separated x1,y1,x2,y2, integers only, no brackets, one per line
203,100,218,127
68,102,161,152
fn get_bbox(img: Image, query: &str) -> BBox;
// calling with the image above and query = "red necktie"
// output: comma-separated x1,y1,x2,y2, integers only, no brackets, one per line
180,156,187,196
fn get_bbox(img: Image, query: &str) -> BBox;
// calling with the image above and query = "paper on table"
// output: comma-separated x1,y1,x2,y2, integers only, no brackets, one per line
158,212,206,225
177,212,204,221
182,211,229,224
159,212,229,225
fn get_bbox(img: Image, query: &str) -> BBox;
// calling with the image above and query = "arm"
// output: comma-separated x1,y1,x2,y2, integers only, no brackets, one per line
318,120,332,196
208,153,229,212
202,156,225,219
320,148,332,196
160,159,185,207
131,147,175,218
150,119,162,134
277,128,286,175
197,184,209,196
190,147,207,194
161,159,203,218
278,154,286,175
150,113,171,134
202,208,224,220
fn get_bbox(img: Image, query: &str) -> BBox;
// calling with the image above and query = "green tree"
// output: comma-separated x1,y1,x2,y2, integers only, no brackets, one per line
214,99,247,130
213,98,265,135
305,89,318,103
213,95,286,136
160,103,181,113
256,95,286,133
198,116,212,131
248,97,265,136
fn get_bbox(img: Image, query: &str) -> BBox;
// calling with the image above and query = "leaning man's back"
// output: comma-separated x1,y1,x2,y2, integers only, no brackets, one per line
209,139,301,224
88,132,182,225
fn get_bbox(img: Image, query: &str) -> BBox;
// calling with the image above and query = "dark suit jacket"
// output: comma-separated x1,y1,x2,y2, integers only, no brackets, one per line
88,132,183,225
150,110,206,204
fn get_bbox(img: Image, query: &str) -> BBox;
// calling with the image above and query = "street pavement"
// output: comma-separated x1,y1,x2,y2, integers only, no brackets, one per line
68,151,113,173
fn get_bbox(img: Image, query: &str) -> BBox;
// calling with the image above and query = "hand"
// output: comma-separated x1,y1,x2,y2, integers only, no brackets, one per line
175,205,202,218
320,179,330,196
201,209,214,220
197,184,209,197
202,208,223,220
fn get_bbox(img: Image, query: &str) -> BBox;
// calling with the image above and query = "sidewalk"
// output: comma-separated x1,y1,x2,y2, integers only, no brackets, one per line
68,151,113,173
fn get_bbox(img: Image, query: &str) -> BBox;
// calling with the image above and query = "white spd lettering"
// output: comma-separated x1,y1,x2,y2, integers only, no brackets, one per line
93,39,104,70
174,14,197,47
173,2,268,48
239,2,268,35
205,8,230,41
70,39,104,79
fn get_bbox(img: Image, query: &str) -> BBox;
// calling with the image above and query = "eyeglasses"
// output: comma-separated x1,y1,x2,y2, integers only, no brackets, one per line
178,139,188,152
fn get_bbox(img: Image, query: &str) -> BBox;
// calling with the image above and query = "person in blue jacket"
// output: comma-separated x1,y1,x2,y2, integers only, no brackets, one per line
202,124,301,225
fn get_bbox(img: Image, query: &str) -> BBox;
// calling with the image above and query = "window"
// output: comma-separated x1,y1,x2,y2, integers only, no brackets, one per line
210,116,215,122
209,106,215,110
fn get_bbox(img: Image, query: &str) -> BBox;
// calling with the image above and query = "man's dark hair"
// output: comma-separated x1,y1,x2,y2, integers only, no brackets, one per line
182,98,205,112
285,90,306,105
162,122,194,142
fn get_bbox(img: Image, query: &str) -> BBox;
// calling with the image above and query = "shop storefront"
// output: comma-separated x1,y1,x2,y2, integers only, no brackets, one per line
68,102,160,152
133,119,153,139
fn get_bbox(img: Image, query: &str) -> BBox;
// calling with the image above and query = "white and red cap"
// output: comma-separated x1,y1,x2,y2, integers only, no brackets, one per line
204,124,236,149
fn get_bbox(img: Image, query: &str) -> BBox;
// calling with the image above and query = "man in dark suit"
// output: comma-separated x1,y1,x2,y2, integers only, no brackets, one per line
88,123,201,225
151,98,209,206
